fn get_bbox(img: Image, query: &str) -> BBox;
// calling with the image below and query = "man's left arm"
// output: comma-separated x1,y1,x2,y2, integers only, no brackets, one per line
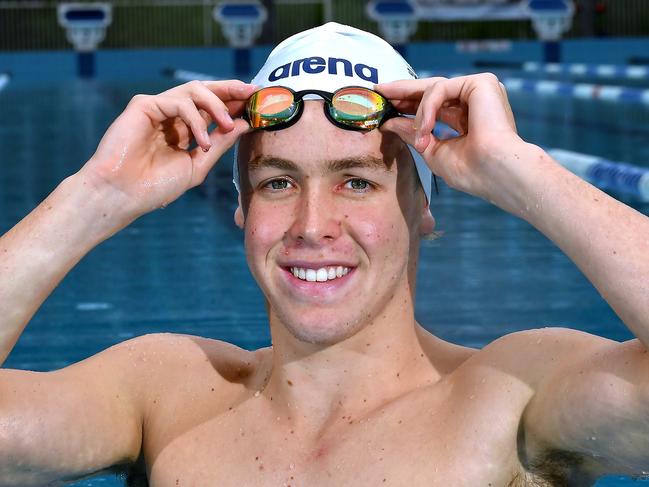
504,145,649,475
378,74,649,475
520,327,649,477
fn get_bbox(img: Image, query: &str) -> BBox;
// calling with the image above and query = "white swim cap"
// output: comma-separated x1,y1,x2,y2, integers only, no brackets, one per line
233,22,432,203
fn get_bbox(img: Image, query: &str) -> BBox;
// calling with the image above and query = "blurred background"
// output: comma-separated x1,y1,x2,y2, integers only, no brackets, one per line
1,1,648,486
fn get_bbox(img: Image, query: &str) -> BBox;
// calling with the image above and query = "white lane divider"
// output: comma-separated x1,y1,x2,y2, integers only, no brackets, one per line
0,72,11,93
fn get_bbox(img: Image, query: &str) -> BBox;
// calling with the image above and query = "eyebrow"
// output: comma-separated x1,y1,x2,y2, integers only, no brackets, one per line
247,155,390,175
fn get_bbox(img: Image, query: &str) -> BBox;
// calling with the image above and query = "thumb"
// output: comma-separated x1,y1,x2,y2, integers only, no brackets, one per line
189,119,251,186
380,117,418,147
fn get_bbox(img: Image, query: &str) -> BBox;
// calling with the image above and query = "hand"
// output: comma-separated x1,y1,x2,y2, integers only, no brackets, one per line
377,73,525,202
79,79,257,225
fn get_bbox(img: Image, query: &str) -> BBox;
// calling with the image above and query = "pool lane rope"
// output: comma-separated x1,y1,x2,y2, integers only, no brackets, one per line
419,69,649,107
523,62,649,81
502,77,649,106
435,123,649,202
165,68,649,201
162,68,214,82
0,72,11,93
545,148,649,202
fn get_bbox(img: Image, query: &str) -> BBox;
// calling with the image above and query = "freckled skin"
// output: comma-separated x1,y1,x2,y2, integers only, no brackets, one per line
5,82,649,487
237,103,423,346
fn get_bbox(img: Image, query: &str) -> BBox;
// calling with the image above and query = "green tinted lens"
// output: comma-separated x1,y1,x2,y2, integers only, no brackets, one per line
330,87,388,130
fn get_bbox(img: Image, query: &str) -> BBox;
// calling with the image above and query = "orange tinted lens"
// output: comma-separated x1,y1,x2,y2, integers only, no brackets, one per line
331,87,387,129
247,87,296,128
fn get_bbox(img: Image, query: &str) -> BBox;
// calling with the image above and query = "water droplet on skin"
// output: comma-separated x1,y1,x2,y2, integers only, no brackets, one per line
254,390,260,397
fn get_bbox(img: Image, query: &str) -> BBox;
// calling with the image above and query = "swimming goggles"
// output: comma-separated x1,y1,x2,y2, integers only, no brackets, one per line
244,86,398,132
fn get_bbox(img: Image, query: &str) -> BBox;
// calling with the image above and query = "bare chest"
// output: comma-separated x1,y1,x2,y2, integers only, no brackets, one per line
141,384,551,487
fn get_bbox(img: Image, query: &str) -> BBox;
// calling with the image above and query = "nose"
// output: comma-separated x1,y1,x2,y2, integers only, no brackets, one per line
286,184,342,246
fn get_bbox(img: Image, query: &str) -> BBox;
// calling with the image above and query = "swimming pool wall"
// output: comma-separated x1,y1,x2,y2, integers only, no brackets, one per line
1,37,647,82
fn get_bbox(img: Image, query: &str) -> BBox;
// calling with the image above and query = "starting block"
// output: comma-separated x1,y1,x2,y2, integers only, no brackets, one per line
57,3,112,78
213,1,268,76
366,0,419,49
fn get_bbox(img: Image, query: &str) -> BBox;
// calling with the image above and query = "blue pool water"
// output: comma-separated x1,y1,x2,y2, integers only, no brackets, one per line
1,77,649,486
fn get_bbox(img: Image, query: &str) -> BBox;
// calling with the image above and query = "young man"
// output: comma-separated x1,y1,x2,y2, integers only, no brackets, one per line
1,23,648,486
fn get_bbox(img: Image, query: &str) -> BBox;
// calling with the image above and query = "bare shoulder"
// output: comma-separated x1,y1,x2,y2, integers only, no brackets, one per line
100,332,267,388
469,327,618,386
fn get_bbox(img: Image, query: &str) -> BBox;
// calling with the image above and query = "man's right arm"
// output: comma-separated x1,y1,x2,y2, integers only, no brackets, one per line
0,339,145,486
0,173,120,364
0,79,257,484
1,79,256,366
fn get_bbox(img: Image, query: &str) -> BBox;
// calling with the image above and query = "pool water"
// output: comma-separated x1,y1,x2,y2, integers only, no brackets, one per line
1,78,648,486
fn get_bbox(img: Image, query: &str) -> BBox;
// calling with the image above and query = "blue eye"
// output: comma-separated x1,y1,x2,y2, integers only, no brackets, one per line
345,179,370,191
265,179,293,191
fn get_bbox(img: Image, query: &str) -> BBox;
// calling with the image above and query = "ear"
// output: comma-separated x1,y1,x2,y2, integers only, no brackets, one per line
234,194,245,229
419,206,436,237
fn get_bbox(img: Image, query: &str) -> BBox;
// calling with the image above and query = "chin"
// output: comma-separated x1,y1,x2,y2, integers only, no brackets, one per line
275,308,367,346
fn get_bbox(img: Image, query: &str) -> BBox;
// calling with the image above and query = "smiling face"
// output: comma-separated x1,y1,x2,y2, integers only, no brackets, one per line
236,101,431,346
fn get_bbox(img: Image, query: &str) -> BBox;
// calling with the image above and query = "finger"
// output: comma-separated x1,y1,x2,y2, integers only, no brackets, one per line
448,73,512,132
498,81,517,132
437,102,468,135
380,116,444,184
380,117,417,146
183,81,235,133
414,80,448,152
224,99,248,117
163,79,253,100
188,118,251,187
163,79,257,118
375,77,447,100
382,115,440,156
201,80,259,104
152,95,211,151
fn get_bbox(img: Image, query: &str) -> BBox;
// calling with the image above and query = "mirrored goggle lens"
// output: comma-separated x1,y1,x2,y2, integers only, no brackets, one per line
247,87,297,128
330,87,388,130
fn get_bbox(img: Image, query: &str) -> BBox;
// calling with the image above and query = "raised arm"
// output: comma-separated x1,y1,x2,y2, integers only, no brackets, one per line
378,74,649,476
0,79,256,484
0,79,255,364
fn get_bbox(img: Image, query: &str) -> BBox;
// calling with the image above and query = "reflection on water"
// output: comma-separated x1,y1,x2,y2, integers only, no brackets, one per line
1,80,648,486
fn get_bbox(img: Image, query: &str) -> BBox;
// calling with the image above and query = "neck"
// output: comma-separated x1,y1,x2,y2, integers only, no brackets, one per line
259,290,441,438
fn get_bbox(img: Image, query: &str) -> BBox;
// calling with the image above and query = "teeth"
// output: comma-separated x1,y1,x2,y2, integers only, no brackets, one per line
290,266,351,282
316,268,328,282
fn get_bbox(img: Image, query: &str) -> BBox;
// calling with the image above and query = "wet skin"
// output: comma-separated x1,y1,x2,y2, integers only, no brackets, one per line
118,103,649,485
108,105,627,486
2,78,649,487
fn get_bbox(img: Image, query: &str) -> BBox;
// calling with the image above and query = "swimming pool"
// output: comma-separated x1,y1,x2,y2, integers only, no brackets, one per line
1,76,648,485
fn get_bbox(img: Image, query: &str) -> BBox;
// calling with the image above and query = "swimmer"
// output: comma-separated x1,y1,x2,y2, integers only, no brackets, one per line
1,23,648,486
